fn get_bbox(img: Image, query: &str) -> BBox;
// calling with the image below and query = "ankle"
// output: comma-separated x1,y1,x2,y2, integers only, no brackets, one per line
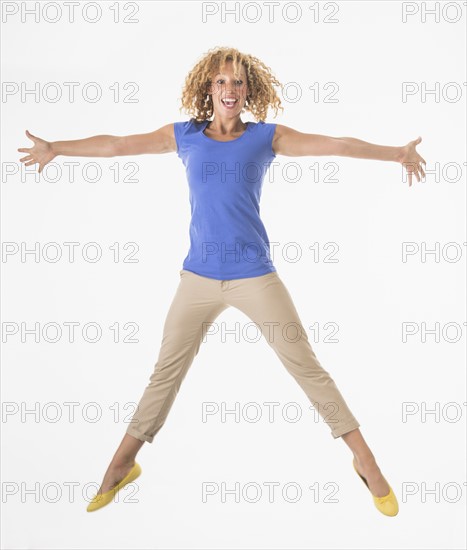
354,452,376,467
110,457,135,469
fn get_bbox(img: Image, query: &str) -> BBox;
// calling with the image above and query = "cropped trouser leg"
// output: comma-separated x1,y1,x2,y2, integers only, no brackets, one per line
125,271,229,443
126,269,360,443
222,271,361,439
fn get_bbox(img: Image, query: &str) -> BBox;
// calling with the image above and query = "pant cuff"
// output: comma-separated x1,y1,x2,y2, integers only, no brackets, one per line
126,425,154,443
330,419,361,439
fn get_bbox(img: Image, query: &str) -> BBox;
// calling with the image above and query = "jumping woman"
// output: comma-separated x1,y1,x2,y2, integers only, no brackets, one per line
18,46,426,516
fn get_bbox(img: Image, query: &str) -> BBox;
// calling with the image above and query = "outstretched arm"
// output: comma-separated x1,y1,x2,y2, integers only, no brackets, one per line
18,124,177,174
272,124,426,186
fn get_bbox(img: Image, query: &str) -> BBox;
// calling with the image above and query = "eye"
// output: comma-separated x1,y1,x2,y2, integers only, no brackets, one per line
215,79,244,85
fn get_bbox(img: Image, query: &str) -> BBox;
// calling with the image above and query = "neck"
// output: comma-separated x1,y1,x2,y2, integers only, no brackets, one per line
207,116,247,135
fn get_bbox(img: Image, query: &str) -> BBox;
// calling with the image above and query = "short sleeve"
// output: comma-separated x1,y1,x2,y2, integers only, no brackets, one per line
173,118,194,159
260,121,277,159
268,123,277,158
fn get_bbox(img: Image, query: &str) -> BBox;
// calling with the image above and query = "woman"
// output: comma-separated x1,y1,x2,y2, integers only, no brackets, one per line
18,46,425,516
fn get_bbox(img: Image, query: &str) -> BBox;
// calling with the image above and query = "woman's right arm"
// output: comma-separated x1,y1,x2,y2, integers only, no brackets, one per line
18,123,177,173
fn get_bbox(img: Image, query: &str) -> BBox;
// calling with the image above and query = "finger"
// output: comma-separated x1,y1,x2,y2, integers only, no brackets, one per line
419,164,425,179
20,155,33,162
415,168,420,183
26,129,36,141
25,160,37,166
17,148,31,153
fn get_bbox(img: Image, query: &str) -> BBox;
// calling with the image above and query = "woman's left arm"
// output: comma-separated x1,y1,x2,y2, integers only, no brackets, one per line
273,124,426,187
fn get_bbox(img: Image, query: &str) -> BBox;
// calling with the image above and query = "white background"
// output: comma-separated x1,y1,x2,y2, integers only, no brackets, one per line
1,1,466,549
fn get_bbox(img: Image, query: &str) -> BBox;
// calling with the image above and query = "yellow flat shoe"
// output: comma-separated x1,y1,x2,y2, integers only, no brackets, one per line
352,458,399,516
86,462,142,512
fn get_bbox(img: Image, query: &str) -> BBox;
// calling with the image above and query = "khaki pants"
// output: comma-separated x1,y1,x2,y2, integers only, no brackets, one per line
126,269,360,443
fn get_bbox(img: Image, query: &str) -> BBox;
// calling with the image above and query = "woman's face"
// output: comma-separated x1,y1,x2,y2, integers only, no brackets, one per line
208,60,249,118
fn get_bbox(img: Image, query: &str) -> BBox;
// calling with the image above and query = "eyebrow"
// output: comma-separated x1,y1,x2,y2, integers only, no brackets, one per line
213,74,244,79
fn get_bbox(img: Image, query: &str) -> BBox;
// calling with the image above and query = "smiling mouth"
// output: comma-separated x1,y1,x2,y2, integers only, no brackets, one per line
221,98,238,107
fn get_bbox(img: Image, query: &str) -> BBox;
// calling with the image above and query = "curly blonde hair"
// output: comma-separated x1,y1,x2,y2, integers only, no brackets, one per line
178,46,284,123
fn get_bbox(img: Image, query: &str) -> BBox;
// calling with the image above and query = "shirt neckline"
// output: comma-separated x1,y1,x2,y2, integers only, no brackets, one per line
200,120,252,143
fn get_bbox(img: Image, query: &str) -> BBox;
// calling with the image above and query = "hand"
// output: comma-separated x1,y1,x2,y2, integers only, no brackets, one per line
17,130,55,174
397,136,426,187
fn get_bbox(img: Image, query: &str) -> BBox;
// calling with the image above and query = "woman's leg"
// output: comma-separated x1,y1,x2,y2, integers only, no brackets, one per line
224,271,390,497
341,428,390,497
225,272,360,437
94,270,228,495
93,434,144,496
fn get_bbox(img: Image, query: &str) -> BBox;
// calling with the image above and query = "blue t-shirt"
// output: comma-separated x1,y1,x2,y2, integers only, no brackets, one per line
174,117,277,280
